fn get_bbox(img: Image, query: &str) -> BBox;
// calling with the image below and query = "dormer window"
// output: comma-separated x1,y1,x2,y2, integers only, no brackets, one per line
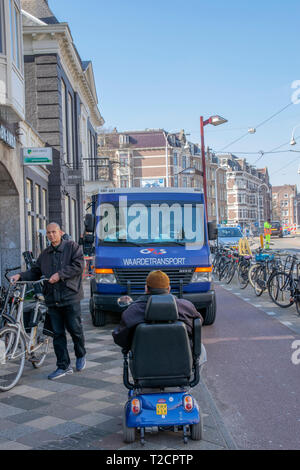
119,134,129,145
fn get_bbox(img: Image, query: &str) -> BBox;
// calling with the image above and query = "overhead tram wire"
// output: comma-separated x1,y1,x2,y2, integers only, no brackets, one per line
217,102,294,152
270,154,300,176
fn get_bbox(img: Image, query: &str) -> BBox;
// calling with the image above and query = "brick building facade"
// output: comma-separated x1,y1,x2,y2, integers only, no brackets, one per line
272,184,298,226
219,153,272,231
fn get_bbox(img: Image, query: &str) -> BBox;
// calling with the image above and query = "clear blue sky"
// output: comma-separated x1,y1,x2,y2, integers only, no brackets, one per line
49,0,300,188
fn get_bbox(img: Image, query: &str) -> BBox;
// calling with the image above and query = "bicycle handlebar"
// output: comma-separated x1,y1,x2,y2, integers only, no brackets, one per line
12,278,49,285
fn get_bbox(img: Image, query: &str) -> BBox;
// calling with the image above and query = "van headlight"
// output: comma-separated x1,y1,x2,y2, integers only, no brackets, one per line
191,268,212,283
95,269,117,284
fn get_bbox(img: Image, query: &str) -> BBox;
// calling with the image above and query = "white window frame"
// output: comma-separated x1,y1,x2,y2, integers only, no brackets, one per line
67,92,74,165
9,0,22,71
61,80,67,162
0,0,4,54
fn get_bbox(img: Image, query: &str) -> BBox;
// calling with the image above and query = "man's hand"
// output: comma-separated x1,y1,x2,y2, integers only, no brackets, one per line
49,273,60,284
10,274,21,284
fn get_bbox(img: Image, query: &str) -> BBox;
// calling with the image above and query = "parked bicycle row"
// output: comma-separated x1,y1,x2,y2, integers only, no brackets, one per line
212,245,300,314
0,255,52,392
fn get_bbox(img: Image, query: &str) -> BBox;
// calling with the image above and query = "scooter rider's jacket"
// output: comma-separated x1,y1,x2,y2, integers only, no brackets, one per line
19,240,84,307
112,294,203,352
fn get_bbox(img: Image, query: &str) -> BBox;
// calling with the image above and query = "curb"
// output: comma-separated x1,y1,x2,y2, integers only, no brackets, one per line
200,377,238,450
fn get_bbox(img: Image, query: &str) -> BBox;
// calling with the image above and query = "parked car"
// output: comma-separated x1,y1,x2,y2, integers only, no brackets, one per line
270,221,283,238
217,227,244,246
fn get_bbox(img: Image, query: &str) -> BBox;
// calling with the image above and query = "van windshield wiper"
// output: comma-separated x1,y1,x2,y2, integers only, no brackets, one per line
100,240,143,247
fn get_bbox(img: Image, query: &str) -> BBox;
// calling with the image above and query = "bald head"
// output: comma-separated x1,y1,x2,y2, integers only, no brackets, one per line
46,222,63,246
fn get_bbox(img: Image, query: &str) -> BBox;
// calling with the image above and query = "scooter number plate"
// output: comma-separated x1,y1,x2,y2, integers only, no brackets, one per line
156,404,167,415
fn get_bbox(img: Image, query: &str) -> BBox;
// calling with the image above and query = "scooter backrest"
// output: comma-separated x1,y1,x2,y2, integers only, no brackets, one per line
144,294,179,323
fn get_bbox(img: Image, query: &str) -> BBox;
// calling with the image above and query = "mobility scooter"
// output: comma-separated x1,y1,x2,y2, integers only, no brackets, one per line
120,294,205,445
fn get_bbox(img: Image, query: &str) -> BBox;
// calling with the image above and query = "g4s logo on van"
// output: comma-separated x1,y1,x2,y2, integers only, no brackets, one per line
140,248,167,255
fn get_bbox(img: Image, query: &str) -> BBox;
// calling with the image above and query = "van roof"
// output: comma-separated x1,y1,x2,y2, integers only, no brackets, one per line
91,188,203,196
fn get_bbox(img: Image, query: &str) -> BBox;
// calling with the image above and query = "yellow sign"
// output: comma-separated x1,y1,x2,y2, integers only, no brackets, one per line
238,238,252,256
156,404,168,415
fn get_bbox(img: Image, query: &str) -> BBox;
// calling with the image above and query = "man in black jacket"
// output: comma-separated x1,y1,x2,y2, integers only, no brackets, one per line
11,222,86,380
112,270,203,352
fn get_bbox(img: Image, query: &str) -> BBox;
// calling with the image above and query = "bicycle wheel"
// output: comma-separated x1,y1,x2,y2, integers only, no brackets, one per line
237,262,249,289
219,262,230,282
225,262,236,284
249,264,265,296
268,272,294,308
30,311,50,369
0,327,26,391
295,293,300,315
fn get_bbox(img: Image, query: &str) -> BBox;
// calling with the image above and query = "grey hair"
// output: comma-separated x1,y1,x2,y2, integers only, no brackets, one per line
47,222,61,230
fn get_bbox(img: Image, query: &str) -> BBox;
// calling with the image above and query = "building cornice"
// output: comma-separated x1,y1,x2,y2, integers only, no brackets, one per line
23,23,104,128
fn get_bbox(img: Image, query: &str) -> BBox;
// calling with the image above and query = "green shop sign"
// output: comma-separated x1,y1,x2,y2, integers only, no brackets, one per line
23,147,53,165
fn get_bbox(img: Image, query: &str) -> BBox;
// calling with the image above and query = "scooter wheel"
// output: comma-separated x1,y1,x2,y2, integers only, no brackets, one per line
190,420,203,441
123,413,136,443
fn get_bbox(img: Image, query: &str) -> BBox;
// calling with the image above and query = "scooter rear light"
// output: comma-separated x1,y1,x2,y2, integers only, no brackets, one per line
183,395,194,412
131,398,141,415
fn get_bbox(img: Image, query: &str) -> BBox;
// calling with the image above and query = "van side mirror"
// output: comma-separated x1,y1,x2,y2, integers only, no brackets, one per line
84,214,95,233
208,221,218,240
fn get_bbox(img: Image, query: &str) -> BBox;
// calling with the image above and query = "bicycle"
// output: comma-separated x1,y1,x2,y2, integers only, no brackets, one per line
0,266,21,323
237,254,252,289
268,255,300,312
248,250,285,297
0,279,49,391
219,249,239,284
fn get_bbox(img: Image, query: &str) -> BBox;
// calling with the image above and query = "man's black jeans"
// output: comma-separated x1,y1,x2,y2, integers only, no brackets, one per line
48,303,86,370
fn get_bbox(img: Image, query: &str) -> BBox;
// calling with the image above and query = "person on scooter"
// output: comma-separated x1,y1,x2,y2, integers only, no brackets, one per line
112,270,203,352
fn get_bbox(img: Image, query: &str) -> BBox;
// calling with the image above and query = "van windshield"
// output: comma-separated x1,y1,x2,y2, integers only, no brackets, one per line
96,200,205,247
218,227,242,238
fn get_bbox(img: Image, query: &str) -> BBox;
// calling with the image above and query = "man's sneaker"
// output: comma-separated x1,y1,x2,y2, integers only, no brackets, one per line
76,356,86,372
48,366,73,380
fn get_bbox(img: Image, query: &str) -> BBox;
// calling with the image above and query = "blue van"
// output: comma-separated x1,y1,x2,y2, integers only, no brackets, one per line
86,188,217,327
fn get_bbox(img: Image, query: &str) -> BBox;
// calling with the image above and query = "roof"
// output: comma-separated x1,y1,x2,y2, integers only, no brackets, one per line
272,184,297,192
21,0,59,24
102,130,168,149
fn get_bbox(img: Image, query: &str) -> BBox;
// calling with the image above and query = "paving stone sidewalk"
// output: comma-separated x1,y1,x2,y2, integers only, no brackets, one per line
0,284,236,450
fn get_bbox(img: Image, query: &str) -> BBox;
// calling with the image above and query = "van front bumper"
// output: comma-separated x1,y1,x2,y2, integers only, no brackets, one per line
93,289,215,313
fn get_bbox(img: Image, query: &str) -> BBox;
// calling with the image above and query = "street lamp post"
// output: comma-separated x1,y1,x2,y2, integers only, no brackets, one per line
257,182,270,232
200,115,228,216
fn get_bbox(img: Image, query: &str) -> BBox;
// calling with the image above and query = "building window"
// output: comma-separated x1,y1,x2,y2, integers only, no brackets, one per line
120,156,128,167
67,93,74,165
173,153,178,166
61,80,67,162
71,199,76,240
174,175,178,187
284,193,288,198
13,4,20,69
182,155,186,169
119,135,129,145
65,196,70,235
9,0,21,70
120,176,128,188
0,0,4,54
26,179,34,252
